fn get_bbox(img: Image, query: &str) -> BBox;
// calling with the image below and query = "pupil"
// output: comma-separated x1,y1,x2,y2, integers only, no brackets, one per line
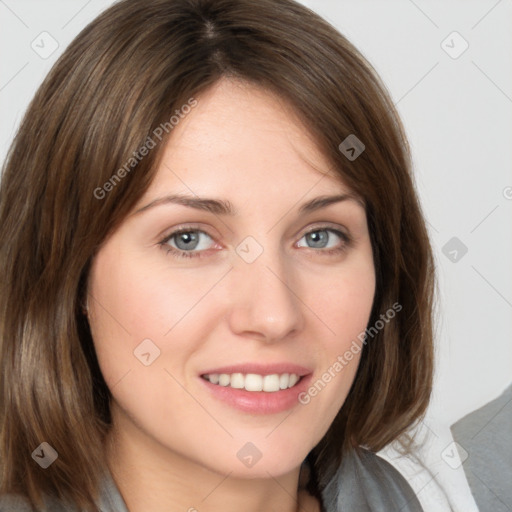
177,232,198,249
309,231,327,248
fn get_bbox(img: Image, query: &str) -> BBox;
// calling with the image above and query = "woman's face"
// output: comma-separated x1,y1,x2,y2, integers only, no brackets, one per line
87,78,375,479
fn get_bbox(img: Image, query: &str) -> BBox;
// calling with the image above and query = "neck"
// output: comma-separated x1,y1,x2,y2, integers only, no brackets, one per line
104,414,320,512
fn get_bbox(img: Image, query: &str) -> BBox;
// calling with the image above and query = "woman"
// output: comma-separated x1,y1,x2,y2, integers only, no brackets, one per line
0,0,435,511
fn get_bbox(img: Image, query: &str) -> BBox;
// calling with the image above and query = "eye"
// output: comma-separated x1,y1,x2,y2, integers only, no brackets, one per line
159,228,216,259
296,227,352,256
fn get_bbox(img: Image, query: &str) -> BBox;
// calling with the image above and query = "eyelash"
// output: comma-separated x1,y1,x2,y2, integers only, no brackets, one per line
159,225,352,260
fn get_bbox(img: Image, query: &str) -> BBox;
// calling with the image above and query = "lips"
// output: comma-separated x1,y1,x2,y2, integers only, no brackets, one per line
198,363,313,414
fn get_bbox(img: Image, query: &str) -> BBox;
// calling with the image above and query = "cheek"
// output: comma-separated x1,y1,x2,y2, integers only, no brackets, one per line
89,254,198,337
86,244,227,384
318,247,376,345
302,249,375,429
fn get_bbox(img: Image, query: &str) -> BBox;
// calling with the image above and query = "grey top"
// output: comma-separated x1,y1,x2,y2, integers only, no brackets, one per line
0,448,423,511
451,383,512,512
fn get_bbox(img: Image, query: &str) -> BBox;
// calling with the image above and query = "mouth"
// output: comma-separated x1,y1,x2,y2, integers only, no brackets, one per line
198,364,313,414
201,372,303,392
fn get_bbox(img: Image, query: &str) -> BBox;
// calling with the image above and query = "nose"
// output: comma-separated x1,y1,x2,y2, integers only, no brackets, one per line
226,247,305,343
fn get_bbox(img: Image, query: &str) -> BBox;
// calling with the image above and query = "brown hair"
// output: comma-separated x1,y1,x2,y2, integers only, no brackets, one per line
0,0,435,509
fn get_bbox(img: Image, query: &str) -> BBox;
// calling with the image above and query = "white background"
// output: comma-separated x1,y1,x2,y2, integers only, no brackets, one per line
1,1,511,511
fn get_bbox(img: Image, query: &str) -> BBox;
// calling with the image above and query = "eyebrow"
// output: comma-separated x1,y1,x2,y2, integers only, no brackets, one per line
134,192,363,216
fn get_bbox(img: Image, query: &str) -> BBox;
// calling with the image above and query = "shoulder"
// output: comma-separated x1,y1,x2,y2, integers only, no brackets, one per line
0,470,128,512
321,447,423,512
0,492,72,512
451,383,512,510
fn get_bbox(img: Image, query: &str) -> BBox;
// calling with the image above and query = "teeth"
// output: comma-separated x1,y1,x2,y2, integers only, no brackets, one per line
289,373,299,387
263,374,280,392
245,373,263,391
218,374,230,386
230,373,244,389
203,373,301,392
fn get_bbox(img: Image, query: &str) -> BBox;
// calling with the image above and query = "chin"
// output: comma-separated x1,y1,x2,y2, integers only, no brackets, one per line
179,438,307,481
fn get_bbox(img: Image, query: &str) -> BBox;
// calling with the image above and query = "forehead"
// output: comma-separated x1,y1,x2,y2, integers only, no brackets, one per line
143,78,355,204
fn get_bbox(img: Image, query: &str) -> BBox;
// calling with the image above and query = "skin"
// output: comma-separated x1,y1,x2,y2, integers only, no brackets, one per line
87,78,376,512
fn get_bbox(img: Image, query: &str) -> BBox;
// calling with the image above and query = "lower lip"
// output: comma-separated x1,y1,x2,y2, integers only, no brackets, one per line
199,374,313,414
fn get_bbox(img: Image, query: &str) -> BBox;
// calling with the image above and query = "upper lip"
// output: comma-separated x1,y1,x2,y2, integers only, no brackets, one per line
200,363,312,377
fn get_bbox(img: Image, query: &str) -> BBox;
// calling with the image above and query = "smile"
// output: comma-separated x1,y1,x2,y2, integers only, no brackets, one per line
202,372,301,392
